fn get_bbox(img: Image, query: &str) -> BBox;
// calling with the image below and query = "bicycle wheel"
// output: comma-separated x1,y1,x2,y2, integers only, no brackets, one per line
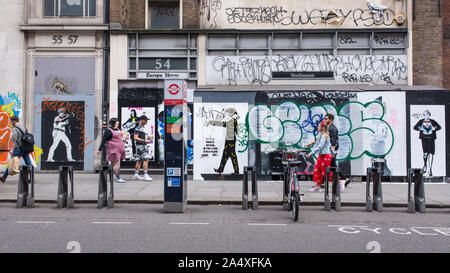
293,191,300,222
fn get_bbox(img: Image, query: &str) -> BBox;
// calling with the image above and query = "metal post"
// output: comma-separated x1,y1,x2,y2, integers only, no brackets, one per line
67,166,74,208
98,165,107,209
26,166,34,208
331,167,341,211
407,169,415,213
282,167,289,210
107,165,114,208
324,167,331,211
250,167,258,210
57,166,68,208
366,168,373,212
57,166,74,209
407,168,426,213
242,166,249,210
98,164,114,209
373,167,383,212
17,165,33,208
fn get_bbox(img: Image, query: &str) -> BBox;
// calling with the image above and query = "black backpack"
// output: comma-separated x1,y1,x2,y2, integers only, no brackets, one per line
15,126,35,154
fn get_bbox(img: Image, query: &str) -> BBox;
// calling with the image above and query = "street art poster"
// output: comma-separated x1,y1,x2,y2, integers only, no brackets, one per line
410,105,446,177
40,100,86,169
34,57,95,95
350,92,407,176
194,103,248,180
121,107,155,161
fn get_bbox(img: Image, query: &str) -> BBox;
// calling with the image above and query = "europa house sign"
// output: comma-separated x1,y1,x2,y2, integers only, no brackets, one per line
272,71,334,79
137,72,189,79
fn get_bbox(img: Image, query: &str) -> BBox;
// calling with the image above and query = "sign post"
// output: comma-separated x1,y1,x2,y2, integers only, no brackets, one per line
164,80,188,212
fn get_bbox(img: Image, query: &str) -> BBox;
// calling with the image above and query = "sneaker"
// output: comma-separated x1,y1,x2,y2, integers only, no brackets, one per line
116,178,127,183
309,186,322,192
132,174,144,180
0,177,5,183
143,174,153,181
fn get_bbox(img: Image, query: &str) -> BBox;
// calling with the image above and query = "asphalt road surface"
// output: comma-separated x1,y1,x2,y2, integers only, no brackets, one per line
0,203,449,253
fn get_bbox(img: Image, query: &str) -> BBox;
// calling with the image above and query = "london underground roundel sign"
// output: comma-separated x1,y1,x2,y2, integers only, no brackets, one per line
168,84,180,95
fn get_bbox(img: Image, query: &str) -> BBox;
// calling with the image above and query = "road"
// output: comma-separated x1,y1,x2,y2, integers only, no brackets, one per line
0,203,449,253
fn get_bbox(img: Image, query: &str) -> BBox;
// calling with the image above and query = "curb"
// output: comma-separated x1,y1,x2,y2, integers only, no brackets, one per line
0,199,449,209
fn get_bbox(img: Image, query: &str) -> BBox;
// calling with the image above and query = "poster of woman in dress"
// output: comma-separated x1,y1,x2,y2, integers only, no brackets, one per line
410,105,446,177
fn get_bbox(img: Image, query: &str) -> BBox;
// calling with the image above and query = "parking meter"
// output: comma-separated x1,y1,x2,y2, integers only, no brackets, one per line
163,80,188,212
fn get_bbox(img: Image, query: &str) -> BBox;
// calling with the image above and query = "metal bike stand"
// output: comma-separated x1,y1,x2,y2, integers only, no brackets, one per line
407,168,426,213
324,167,341,211
17,165,35,208
98,164,114,209
57,166,74,208
242,166,258,210
282,167,289,210
366,167,383,212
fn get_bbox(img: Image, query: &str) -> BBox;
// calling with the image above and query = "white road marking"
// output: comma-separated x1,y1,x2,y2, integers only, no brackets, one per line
17,221,56,224
170,222,210,225
91,222,132,225
248,223,287,226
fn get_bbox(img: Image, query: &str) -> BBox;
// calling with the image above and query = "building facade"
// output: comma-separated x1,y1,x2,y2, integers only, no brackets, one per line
18,0,108,171
106,0,449,182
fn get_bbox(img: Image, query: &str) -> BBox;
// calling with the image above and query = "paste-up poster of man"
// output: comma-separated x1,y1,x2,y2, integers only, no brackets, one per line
193,103,248,180
42,102,85,163
121,107,155,161
410,105,446,177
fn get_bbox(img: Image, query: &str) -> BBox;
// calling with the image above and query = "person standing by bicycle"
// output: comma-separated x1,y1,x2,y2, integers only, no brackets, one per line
324,113,348,191
306,121,332,192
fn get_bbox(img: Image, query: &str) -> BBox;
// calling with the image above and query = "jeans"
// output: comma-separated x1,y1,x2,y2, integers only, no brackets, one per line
2,147,31,180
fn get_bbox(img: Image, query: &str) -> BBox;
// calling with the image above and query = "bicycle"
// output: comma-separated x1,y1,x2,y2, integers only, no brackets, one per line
280,149,309,222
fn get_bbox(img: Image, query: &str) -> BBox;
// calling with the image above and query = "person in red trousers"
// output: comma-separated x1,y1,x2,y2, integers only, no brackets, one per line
306,121,332,192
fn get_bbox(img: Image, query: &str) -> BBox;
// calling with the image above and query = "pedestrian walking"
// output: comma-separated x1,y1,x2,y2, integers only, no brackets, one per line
306,121,332,192
98,118,127,183
0,116,32,183
132,115,153,181
324,113,348,191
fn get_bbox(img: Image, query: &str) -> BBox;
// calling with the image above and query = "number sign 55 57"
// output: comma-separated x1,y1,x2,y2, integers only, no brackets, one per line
52,35,79,45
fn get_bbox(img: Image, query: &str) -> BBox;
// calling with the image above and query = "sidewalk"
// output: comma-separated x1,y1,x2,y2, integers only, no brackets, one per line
0,172,449,207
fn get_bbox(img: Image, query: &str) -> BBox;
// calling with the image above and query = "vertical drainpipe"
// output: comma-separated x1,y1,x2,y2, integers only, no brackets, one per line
102,0,110,163
408,0,413,86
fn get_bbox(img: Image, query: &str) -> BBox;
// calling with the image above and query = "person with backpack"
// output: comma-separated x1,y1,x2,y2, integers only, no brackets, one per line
0,116,33,183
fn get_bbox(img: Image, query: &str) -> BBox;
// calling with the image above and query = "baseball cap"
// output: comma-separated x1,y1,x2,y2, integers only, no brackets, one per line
139,115,150,121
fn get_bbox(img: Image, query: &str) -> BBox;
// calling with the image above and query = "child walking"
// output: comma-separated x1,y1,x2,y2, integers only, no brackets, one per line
306,121,332,192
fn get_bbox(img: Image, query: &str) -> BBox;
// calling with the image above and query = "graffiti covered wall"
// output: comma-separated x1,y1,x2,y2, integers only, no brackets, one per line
206,55,408,86
193,90,449,180
200,0,407,29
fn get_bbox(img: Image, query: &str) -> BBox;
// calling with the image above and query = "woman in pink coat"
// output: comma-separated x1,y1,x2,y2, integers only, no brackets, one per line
97,118,126,183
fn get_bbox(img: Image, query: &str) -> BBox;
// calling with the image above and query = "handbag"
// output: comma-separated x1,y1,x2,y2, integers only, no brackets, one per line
7,156,20,176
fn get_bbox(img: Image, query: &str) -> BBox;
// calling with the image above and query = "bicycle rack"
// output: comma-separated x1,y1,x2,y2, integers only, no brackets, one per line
242,166,258,210
324,166,341,211
366,167,383,212
282,167,289,210
98,164,114,209
407,168,426,213
57,166,74,208
17,165,35,208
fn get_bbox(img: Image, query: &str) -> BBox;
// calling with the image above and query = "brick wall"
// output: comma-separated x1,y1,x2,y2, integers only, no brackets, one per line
128,0,146,29
183,0,199,28
413,0,443,87
443,0,450,89
110,0,128,28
